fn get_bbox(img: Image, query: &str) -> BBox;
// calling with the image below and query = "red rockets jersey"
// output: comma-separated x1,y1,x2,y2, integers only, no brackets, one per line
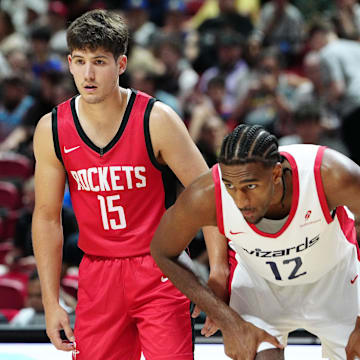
52,90,177,257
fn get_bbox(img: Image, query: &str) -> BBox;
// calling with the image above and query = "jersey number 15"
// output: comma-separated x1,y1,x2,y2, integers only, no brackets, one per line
97,195,127,230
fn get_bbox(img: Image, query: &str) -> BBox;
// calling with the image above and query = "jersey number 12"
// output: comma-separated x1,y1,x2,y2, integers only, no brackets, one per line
266,257,307,281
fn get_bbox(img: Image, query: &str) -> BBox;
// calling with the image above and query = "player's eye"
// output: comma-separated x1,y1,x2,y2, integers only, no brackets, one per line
225,183,234,189
247,184,257,190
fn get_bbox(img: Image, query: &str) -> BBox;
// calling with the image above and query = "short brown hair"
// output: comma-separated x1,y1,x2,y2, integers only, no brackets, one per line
66,9,129,60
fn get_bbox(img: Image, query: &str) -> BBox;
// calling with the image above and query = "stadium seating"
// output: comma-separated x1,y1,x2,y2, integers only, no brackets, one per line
0,276,27,309
0,153,33,182
0,181,21,210
61,273,79,299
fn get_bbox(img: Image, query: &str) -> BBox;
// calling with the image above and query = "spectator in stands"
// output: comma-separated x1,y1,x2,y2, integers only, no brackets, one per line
198,32,249,115
160,0,188,41
47,1,69,57
292,0,334,23
0,75,34,142
329,0,360,41
0,9,28,57
153,35,199,99
250,0,305,67
279,102,349,155
293,51,341,131
130,69,182,116
5,49,31,83
308,19,360,165
124,0,157,48
188,76,229,141
195,115,228,168
10,270,75,326
29,25,63,79
193,0,253,72
0,70,75,156
5,177,79,272
188,0,260,28
231,47,298,136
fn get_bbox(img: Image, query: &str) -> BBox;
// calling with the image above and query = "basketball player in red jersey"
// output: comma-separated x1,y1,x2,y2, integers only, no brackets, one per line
32,9,227,360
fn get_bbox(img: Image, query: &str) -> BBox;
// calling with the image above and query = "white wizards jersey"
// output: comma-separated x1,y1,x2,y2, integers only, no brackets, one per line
212,144,360,286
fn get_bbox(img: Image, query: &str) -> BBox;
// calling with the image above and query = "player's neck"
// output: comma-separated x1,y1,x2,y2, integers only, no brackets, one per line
78,87,126,126
265,165,293,220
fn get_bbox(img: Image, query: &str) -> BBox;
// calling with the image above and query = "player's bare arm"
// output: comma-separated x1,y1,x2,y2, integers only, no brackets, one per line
321,148,360,359
149,101,209,186
151,173,283,360
150,101,230,336
32,113,75,351
321,148,360,217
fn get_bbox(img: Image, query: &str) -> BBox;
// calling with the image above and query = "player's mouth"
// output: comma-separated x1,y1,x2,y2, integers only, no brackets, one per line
240,208,256,220
84,85,97,92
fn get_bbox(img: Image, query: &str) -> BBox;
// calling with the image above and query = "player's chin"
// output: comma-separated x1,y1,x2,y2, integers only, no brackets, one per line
244,213,261,224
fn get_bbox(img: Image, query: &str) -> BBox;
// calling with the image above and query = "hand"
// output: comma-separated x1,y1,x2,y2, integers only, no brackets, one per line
346,318,360,360
221,313,283,360
192,305,219,337
193,270,229,337
45,304,75,351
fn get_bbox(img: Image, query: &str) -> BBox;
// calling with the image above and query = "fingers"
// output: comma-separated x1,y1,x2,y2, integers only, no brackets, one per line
201,317,219,337
191,305,201,318
46,314,75,351
263,331,284,350
63,319,75,344
345,346,356,360
47,328,74,351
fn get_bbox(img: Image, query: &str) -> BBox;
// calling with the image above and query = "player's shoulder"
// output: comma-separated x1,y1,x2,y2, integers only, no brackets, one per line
182,170,215,205
177,169,217,223
321,147,360,192
321,148,355,177
149,100,188,138
35,112,52,135
150,100,182,124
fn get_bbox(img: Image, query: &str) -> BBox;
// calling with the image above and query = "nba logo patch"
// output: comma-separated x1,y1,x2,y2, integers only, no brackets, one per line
305,210,312,221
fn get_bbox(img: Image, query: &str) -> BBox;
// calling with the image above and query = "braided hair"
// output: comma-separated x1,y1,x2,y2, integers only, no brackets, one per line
219,124,281,167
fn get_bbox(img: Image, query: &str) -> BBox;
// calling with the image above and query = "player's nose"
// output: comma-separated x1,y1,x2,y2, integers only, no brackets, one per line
84,63,95,81
233,190,250,209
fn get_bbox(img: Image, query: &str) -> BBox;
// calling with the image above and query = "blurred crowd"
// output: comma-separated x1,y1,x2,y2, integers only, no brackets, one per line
1,0,360,325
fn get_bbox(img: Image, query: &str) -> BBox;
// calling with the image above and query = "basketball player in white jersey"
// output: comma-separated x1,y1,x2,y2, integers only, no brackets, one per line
151,124,360,360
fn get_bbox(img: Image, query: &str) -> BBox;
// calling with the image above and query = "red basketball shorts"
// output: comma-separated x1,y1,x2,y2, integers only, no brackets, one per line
73,254,194,360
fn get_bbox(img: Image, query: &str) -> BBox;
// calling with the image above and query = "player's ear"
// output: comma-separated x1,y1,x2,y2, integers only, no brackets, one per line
68,54,74,75
273,162,282,184
118,55,127,76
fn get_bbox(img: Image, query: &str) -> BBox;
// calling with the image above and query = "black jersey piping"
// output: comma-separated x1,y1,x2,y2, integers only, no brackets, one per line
51,106,63,165
70,90,137,155
144,98,178,209
143,98,167,171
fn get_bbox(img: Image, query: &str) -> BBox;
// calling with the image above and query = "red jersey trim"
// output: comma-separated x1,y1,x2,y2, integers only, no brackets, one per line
248,151,300,238
228,248,237,297
212,164,225,235
314,146,333,224
336,206,360,261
